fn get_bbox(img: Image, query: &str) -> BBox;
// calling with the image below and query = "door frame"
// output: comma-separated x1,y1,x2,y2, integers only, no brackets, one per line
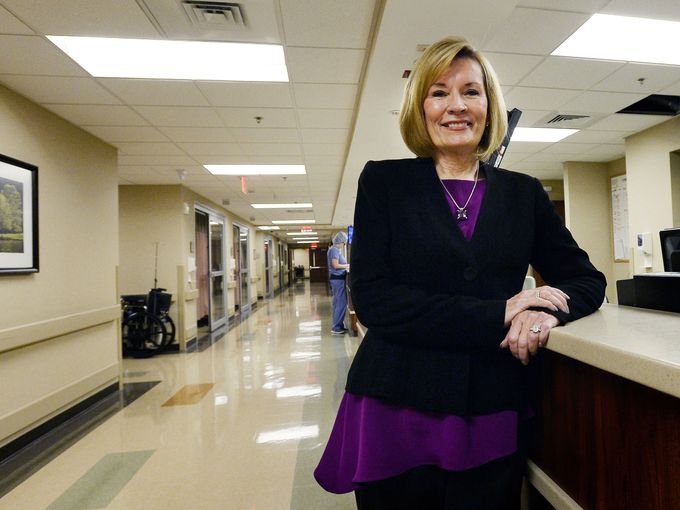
195,203,227,331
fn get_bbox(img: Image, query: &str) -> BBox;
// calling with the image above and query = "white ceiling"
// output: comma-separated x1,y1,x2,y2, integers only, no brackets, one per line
0,0,678,242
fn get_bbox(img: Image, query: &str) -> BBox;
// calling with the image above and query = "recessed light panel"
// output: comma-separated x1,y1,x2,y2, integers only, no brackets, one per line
511,127,578,142
47,36,289,81
552,14,680,66
272,220,316,224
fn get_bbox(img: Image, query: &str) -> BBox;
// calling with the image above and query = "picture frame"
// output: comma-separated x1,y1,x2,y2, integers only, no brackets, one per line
0,153,39,274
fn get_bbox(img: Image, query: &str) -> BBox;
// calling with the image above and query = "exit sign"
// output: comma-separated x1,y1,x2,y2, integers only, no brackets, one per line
310,243,318,249
301,226,313,232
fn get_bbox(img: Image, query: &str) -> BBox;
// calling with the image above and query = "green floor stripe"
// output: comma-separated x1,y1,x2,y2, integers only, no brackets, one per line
47,450,154,510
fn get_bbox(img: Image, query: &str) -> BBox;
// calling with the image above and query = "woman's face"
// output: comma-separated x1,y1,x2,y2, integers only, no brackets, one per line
423,58,488,159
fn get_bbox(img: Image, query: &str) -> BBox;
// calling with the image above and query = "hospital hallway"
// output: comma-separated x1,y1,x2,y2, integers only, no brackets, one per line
0,282,359,510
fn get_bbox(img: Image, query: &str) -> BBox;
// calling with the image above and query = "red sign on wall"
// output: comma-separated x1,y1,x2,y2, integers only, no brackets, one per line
301,226,313,232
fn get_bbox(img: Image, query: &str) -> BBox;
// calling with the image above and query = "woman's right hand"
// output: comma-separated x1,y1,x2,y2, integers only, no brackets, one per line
504,285,570,327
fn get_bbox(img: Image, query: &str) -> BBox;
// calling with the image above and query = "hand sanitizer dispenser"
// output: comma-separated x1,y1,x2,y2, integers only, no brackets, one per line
637,232,653,268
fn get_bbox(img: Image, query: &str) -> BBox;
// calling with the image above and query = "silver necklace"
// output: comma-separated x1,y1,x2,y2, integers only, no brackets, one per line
438,164,479,221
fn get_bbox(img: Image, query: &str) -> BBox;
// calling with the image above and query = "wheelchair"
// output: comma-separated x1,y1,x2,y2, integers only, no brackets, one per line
121,288,175,358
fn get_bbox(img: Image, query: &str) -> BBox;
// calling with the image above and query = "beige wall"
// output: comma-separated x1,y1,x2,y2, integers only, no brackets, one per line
563,161,613,303
0,85,119,446
541,179,564,202
625,115,680,273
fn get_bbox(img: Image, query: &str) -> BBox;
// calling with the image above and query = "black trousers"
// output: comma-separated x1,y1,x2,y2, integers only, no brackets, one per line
354,453,523,510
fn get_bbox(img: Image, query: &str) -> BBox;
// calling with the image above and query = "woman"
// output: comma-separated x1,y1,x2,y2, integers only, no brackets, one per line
314,36,605,509
328,231,350,334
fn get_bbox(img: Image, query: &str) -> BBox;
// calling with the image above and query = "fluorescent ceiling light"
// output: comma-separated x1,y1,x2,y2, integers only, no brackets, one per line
286,231,317,236
272,219,316,224
293,237,319,241
511,127,578,143
258,226,280,230
552,14,680,65
47,36,289,81
296,240,319,244
205,165,305,175
252,203,313,209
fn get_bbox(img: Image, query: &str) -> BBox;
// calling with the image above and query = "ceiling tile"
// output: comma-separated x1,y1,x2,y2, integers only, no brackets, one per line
134,106,224,127
505,87,581,111
196,82,293,108
520,57,624,90
588,113,670,131
303,143,346,156
118,154,197,166
82,126,170,143
483,53,544,86
157,127,235,143
602,0,680,23
280,0,375,48
99,79,210,106
559,91,647,114
515,109,555,127
248,155,305,165
0,5,35,34
44,104,149,126
217,108,297,128
240,143,303,156
293,84,357,108
541,142,601,154
0,0,159,37
563,129,631,144
591,63,680,94
659,78,680,95
301,128,349,144
115,142,184,155
482,8,590,55
177,143,243,156
0,35,88,76
0,75,121,104
286,47,365,84
231,128,301,143
517,0,610,12
298,108,353,128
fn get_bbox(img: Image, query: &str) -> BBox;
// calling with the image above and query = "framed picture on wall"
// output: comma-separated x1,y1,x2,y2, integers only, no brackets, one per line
0,153,39,274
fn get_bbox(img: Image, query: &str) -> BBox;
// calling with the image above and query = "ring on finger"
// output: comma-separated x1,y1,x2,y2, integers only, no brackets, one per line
530,324,542,334
536,290,541,299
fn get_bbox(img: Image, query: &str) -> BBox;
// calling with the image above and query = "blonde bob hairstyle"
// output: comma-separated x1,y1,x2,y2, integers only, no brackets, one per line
399,36,507,162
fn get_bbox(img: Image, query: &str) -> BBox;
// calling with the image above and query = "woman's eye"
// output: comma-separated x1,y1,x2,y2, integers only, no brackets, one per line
431,90,447,98
465,89,480,96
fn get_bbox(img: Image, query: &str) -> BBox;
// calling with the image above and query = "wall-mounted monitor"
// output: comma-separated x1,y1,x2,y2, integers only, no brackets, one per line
660,227,680,272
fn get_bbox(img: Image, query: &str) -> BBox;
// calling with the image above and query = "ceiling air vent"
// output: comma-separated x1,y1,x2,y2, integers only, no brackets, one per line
180,1,247,28
534,111,599,129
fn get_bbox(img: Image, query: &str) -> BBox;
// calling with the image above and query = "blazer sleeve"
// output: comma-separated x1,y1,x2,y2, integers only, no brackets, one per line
349,161,508,350
530,178,607,324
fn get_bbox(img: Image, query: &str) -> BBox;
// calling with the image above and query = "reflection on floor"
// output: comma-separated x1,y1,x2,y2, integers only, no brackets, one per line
0,281,359,509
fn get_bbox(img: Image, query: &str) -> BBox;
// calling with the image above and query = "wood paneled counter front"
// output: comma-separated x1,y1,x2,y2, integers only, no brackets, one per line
528,303,680,510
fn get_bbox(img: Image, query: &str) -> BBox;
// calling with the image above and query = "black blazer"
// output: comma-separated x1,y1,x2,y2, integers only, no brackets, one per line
346,158,606,416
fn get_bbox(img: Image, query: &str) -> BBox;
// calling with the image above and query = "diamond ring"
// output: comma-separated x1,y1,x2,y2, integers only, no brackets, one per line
530,324,542,334
536,290,541,299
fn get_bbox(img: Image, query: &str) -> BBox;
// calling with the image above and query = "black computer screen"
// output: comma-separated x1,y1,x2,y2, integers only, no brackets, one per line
660,227,680,271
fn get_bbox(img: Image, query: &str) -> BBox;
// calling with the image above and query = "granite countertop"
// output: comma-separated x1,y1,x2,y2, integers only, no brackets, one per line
547,303,680,398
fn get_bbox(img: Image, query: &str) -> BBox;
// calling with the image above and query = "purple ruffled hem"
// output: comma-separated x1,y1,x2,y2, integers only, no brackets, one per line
314,393,519,494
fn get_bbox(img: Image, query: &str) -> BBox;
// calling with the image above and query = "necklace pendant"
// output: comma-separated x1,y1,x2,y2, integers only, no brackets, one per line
456,208,468,221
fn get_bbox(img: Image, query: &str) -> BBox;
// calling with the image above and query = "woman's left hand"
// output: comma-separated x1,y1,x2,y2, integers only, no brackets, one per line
499,311,560,365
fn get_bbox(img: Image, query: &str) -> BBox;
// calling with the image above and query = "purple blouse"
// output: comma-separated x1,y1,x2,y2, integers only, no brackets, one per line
315,178,519,494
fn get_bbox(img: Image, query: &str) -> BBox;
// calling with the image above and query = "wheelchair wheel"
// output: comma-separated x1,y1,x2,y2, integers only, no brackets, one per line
122,311,165,358
159,314,176,348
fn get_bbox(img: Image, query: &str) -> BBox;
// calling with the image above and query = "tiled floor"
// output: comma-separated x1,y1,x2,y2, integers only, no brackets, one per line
0,281,358,510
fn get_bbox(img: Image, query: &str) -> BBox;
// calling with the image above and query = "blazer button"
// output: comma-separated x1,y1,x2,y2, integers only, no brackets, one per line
464,267,478,281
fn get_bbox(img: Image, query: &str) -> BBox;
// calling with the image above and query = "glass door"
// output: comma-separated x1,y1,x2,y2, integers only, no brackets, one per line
238,225,251,315
264,239,273,299
232,225,241,314
209,217,226,330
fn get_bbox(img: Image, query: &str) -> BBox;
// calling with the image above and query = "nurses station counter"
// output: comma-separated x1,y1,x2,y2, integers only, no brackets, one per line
528,303,680,509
